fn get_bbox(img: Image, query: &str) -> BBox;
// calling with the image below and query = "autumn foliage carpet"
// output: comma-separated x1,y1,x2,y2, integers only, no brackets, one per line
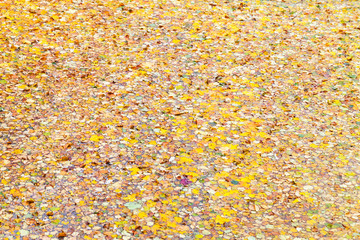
1,0,360,239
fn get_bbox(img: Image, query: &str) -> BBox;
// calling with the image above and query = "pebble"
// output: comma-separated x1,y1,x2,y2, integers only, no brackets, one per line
202,230,211,235
19,230,29,236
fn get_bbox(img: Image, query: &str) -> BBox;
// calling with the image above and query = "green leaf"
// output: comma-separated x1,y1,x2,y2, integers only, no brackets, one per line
52,219,60,225
347,73,357,79
50,207,60,212
124,201,142,210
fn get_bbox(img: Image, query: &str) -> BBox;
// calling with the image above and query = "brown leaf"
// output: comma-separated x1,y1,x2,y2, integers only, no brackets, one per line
58,156,70,162
104,231,113,236
25,199,35,205
57,231,67,238
64,143,72,149
173,111,185,116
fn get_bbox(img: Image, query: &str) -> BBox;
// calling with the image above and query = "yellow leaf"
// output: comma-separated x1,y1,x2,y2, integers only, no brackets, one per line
195,148,203,153
300,192,310,197
214,190,225,197
240,177,251,183
222,208,236,216
10,189,23,198
174,217,182,223
79,200,85,206
215,215,230,224
260,147,272,153
261,16,270,22
124,193,137,202
152,223,161,231
13,149,23,154
228,144,238,150
345,172,355,177
307,219,316,225
320,143,329,148
1,179,7,185
333,100,341,106
320,230,328,235
90,135,102,142
192,188,200,195
225,189,240,197
242,91,253,97
149,140,157,145
143,175,150,180
167,221,177,228
257,132,270,138
146,200,157,208
208,142,216,150
309,143,318,148
130,139,138,144
214,171,229,180
244,189,252,194
178,157,193,164
138,212,147,218
228,23,239,32
187,172,199,177
130,167,140,175
160,213,169,222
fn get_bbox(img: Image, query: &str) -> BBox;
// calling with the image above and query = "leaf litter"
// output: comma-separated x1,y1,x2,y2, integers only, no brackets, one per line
0,0,360,239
